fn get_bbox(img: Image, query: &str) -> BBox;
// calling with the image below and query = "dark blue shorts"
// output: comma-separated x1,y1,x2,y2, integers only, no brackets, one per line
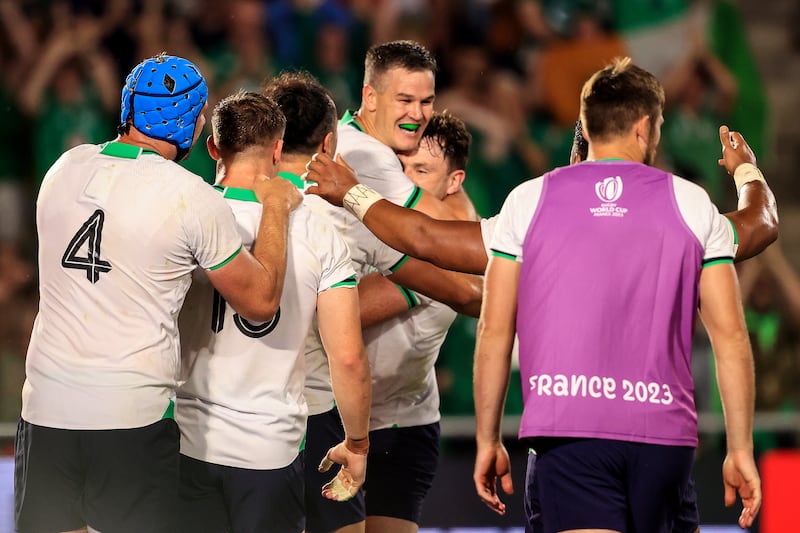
178,453,304,533
15,418,180,533
364,422,440,524
673,476,700,533
527,437,694,533
303,407,365,533
524,447,700,533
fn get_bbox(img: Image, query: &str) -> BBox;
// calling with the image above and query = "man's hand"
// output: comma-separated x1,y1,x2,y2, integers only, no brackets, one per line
722,449,762,529
473,441,514,515
305,153,360,207
718,125,757,175
253,174,303,212
318,439,367,502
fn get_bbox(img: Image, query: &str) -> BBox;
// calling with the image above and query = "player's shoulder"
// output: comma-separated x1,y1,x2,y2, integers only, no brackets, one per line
336,122,395,158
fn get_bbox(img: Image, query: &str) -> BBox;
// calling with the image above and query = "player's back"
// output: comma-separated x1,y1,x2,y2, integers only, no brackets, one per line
178,185,356,470
24,142,241,430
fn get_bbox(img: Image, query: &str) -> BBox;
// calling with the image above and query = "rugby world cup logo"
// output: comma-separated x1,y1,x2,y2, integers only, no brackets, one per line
595,176,623,203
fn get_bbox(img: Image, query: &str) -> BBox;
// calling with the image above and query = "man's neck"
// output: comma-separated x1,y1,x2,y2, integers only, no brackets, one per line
277,153,314,179
586,138,645,164
116,130,177,160
353,108,385,146
218,158,275,190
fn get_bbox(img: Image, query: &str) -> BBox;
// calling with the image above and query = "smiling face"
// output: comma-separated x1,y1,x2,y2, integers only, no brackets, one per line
364,67,435,154
399,136,463,200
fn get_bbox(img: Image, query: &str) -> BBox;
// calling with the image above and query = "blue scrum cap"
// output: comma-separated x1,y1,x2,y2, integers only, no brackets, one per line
120,53,208,152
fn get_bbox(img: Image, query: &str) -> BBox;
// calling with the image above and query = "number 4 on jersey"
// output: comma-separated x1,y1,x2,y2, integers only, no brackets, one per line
61,209,112,283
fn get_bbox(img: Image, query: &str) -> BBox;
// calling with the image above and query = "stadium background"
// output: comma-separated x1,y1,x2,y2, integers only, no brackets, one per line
0,0,798,530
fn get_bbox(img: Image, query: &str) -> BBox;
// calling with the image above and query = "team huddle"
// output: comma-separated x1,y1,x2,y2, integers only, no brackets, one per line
14,39,775,533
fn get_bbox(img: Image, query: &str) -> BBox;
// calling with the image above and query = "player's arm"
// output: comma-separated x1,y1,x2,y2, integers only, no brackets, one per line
472,255,518,516
316,285,371,501
717,125,778,261
206,177,302,322
389,257,483,318
305,153,488,274
697,262,761,528
358,272,416,329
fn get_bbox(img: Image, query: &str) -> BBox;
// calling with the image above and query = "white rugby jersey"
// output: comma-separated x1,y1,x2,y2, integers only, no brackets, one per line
363,289,457,430
303,118,419,415
177,185,356,470
22,141,242,430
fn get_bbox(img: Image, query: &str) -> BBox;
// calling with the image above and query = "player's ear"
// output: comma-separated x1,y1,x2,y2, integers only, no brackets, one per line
445,169,466,195
363,84,377,113
272,139,283,167
322,131,336,156
206,135,220,161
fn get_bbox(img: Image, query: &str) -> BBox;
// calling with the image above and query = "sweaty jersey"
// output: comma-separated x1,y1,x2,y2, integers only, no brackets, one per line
177,185,356,470
23,141,242,430
490,160,737,447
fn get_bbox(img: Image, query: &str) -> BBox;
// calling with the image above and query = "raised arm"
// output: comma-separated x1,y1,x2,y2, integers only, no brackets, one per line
718,125,778,261
206,177,302,322
306,153,489,274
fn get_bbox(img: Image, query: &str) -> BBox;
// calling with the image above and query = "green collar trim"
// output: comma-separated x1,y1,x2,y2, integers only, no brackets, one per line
594,157,625,162
278,171,305,189
99,141,160,159
340,110,364,132
213,185,259,203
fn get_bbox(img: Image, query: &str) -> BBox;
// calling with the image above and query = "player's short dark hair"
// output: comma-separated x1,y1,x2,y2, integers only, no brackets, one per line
262,71,337,156
422,111,471,173
364,40,437,89
211,91,286,156
580,57,664,143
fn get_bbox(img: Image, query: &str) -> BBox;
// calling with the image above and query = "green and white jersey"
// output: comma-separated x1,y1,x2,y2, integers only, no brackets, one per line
177,185,356,470
363,290,457,430
303,119,417,415
22,142,242,430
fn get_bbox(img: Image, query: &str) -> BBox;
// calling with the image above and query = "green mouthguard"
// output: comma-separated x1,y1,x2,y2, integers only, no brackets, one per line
399,124,420,131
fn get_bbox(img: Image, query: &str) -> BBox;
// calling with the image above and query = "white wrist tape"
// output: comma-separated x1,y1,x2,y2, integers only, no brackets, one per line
343,184,383,221
734,163,767,194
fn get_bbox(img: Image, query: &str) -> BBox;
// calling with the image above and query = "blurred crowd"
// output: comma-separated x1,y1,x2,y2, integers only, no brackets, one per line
0,0,798,452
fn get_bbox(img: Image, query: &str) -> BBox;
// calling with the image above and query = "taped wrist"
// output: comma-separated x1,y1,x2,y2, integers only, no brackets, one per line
734,163,767,195
343,184,383,221
345,436,370,455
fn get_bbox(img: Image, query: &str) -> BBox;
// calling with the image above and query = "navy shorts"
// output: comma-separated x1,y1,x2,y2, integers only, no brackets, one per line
15,417,180,533
525,447,700,533
178,453,304,533
528,437,694,533
364,422,440,524
673,476,700,533
303,407,365,533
